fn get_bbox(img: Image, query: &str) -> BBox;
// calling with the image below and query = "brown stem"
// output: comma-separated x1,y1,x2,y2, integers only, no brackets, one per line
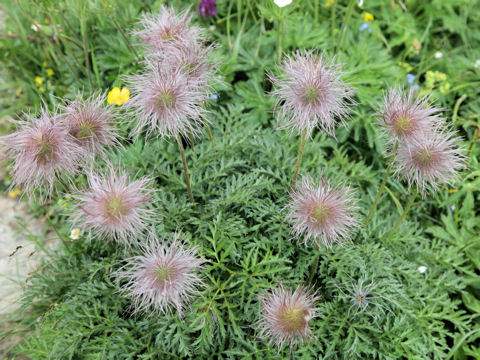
291,130,307,187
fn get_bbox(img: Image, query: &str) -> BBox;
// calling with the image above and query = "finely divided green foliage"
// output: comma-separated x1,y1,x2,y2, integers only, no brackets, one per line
1,0,480,359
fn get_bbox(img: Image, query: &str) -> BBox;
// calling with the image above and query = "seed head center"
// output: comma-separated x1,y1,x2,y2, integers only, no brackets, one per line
303,85,320,105
395,115,413,134
157,90,176,109
415,148,433,166
313,203,330,224
279,306,308,332
106,196,126,218
156,265,172,283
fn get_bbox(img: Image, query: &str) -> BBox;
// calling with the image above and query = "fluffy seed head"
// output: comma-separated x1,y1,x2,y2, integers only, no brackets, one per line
151,42,221,97
378,87,443,143
134,6,202,54
0,107,82,197
286,176,360,248
393,129,465,196
269,50,354,137
59,92,120,157
124,60,206,139
114,233,204,315
71,167,154,244
336,277,393,319
258,284,319,348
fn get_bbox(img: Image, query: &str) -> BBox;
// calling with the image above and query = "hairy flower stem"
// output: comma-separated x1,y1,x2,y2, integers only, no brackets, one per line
111,17,140,61
289,342,295,360
386,190,417,240
177,135,194,202
308,253,320,283
205,122,215,147
291,130,307,187
364,141,399,226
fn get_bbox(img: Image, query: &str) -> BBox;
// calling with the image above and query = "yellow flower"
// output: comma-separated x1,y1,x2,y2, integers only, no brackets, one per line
325,0,334,7
35,76,43,86
107,87,130,105
42,61,47,67
8,188,22,198
439,82,450,94
363,12,374,22
448,189,458,194
425,70,447,88
46,68,54,76
70,229,81,240
39,86,46,93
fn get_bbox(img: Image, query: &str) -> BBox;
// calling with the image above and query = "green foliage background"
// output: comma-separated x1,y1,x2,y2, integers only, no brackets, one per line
0,0,479,359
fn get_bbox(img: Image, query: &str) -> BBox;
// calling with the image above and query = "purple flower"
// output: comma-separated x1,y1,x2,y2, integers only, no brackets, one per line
71,166,155,245
258,284,319,349
114,232,204,316
269,50,354,137
406,73,415,84
199,0,217,19
359,23,369,32
0,106,83,197
286,175,360,248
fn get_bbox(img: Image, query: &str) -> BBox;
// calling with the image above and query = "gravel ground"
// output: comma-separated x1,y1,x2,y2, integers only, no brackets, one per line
0,8,56,356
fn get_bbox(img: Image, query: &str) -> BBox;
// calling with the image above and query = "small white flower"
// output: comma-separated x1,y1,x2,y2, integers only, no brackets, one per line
475,60,480,69
31,24,39,32
434,52,443,59
70,228,81,240
358,0,364,7
274,0,292,7
418,266,427,273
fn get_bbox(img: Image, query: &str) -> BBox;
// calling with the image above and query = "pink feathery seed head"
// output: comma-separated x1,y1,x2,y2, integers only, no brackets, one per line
150,41,221,96
124,59,207,140
258,284,319,349
393,129,466,196
268,50,354,137
286,175,360,248
0,106,83,197
59,92,121,157
114,232,204,316
134,6,203,54
378,87,444,143
71,166,155,245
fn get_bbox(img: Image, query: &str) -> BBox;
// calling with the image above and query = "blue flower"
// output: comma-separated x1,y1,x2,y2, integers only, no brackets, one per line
359,23,369,32
209,94,219,101
411,84,420,91
406,73,415,84
450,204,456,211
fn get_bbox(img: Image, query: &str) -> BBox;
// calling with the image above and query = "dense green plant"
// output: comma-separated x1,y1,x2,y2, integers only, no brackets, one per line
1,0,479,359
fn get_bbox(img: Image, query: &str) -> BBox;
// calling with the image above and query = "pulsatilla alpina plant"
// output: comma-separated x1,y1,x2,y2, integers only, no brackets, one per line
1,0,478,359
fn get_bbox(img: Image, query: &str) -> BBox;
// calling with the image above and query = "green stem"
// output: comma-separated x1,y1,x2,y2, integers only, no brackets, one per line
291,130,307,187
80,16,93,90
364,141,399,226
177,135,194,202
314,0,319,24
308,253,320,283
466,127,479,167
205,122,215,147
276,14,283,63
188,131,195,150
111,17,140,61
335,0,356,55
386,190,417,240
